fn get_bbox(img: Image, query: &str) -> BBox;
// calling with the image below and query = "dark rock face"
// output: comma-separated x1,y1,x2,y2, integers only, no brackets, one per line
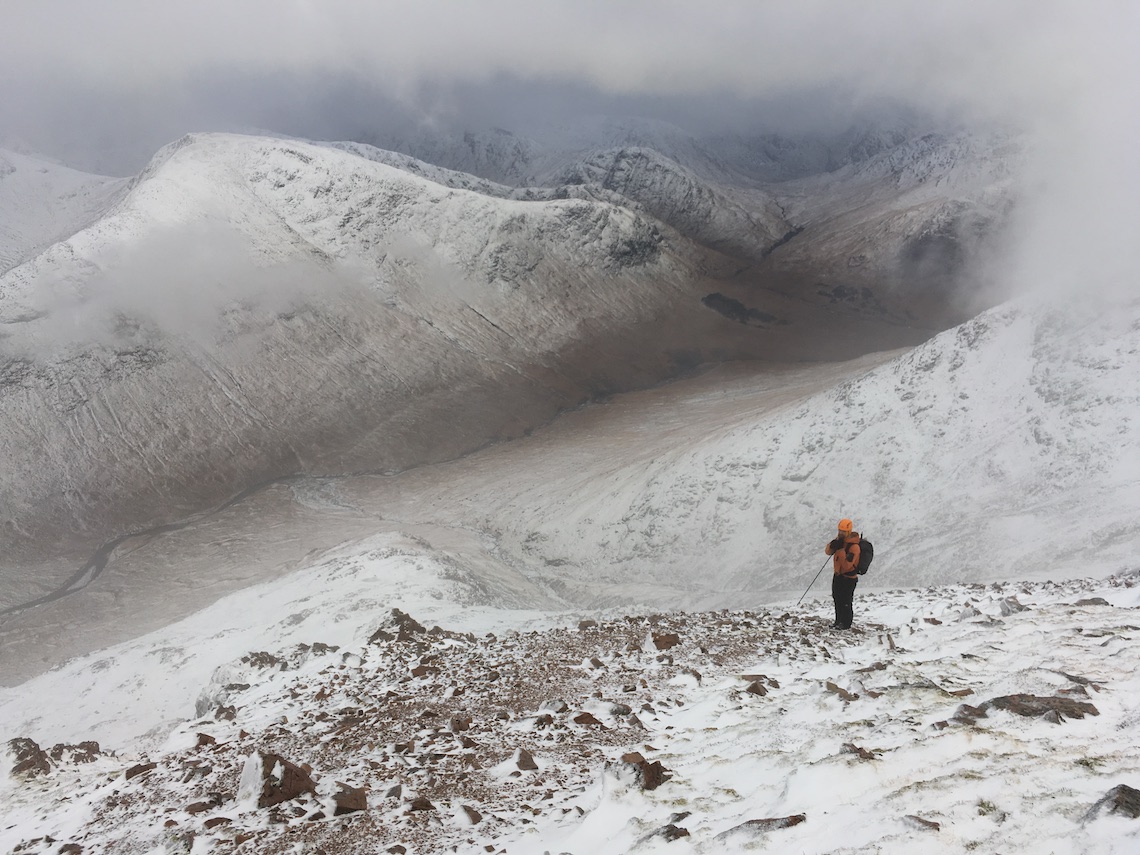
125,762,157,780
49,742,101,764
333,783,368,816
954,694,1099,725
6,738,53,778
619,752,671,791
652,632,681,651
515,748,539,771
245,752,317,808
716,814,806,839
1086,784,1140,821
369,609,428,644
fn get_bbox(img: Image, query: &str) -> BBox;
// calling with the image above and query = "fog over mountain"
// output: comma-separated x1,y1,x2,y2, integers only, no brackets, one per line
3,5,1140,853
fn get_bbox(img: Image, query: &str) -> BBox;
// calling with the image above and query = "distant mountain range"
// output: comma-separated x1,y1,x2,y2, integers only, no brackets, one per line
1,121,1016,598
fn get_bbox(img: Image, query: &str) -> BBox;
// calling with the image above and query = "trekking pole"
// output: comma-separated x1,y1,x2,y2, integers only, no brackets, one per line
796,556,832,606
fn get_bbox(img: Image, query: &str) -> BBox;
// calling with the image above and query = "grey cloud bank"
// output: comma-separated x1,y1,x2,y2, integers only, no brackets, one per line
1,0,1138,305
2,1,1133,164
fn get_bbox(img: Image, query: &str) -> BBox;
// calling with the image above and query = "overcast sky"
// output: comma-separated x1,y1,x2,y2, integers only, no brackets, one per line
2,0,1135,175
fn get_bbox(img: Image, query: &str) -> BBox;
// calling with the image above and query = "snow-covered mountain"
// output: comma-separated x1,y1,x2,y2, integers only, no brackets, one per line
329,295,1140,607
551,147,792,260
0,149,128,274
1,130,952,589
3,289,1136,688
371,119,1019,325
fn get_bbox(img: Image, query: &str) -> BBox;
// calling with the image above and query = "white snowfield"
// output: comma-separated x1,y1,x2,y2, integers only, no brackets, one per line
0,149,128,275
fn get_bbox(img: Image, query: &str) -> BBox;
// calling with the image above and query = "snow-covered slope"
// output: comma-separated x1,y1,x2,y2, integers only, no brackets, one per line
3,293,1136,686
553,146,792,260
372,120,1019,325
0,149,128,274
756,131,1019,325
0,131,941,586
428,297,1140,602
3,548,1139,853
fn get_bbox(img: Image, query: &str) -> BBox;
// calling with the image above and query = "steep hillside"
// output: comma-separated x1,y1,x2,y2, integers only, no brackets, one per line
0,149,128,274
1,133,920,584
318,295,1140,607
751,131,1019,325
553,147,792,260
371,121,1019,328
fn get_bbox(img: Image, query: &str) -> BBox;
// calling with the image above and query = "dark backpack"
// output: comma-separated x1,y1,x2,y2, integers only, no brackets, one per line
856,538,874,575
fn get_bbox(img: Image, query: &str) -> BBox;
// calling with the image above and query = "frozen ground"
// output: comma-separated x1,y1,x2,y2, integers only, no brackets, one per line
3,538,1139,853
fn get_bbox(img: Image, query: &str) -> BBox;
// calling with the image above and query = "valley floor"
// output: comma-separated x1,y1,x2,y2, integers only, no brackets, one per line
0,354,898,687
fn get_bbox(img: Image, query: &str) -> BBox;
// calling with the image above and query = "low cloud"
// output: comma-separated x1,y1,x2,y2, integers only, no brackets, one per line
10,223,360,357
1,0,1137,308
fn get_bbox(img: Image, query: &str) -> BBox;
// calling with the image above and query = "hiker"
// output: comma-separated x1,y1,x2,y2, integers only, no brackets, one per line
825,518,861,630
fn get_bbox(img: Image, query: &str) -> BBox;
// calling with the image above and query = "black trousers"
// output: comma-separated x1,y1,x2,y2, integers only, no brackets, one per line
832,574,858,628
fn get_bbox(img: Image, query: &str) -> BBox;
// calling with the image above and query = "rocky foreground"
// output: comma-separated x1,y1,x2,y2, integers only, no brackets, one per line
4,575,1140,854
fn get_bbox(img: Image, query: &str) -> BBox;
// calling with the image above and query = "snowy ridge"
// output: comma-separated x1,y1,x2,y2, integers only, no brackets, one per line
383,297,1140,603
0,132,747,568
0,149,128,275
553,146,791,259
2,555,1139,853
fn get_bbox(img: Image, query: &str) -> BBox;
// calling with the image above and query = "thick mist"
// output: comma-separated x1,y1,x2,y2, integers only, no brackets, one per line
4,1,1137,312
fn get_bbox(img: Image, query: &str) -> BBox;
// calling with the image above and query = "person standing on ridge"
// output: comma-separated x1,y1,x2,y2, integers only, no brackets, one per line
825,518,861,630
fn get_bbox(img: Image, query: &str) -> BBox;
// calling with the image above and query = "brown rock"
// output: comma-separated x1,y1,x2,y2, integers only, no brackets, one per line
408,796,436,812
619,753,671,790
333,783,368,816
59,845,83,854
904,814,941,830
214,705,237,722
186,802,214,815
824,681,858,702
196,733,217,747
652,632,681,650
841,743,877,761
578,620,598,630
203,817,231,829
49,742,100,763
6,738,52,778
982,694,1099,722
125,762,158,780
1086,784,1140,820
369,609,427,644
462,805,483,824
573,712,605,727
745,681,768,697
516,748,539,771
245,752,317,808
717,814,806,839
